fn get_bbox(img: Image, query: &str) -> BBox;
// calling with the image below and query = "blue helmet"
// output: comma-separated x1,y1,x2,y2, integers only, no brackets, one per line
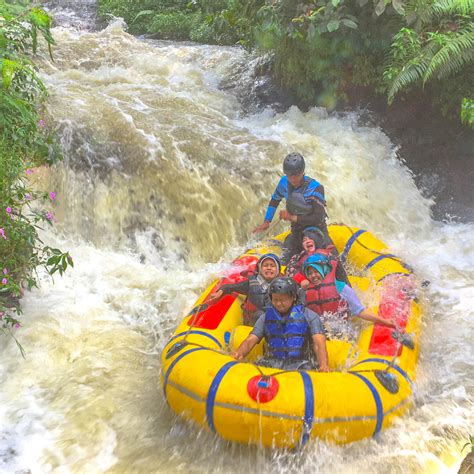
303,254,331,279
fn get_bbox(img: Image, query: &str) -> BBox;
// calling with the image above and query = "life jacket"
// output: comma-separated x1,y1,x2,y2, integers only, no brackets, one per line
286,177,318,216
263,304,309,360
241,275,269,323
305,259,349,319
295,246,336,273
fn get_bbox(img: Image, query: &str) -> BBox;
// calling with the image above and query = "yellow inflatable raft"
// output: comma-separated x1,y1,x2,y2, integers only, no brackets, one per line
161,224,422,449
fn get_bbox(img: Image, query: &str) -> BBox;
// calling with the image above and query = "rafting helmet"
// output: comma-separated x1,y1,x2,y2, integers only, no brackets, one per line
256,253,281,275
268,277,298,298
303,254,332,279
283,152,305,176
302,226,326,248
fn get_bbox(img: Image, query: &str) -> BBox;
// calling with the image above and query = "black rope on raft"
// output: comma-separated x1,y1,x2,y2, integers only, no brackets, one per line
330,222,413,271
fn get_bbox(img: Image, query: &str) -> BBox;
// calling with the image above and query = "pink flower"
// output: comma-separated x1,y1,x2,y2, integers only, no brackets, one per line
5,207,12,214
14,323,21,329
26,169,33,175
0,228,6,240
39,119,45,128
2,268,7,274
45,211,55,221
49,191,56,201
25,193,32,201
2,278,7,285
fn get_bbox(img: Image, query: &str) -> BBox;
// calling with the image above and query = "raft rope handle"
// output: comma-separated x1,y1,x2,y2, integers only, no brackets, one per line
175,303,269,377
183,303,208,344
252,218,284,249
174,300,269,377
331,222,408,266
261,217,283,237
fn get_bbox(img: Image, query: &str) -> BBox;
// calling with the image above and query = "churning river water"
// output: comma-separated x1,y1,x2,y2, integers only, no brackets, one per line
0,5,472,474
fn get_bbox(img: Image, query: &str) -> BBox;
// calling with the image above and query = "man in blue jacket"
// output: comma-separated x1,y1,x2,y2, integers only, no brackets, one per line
253,153,328,263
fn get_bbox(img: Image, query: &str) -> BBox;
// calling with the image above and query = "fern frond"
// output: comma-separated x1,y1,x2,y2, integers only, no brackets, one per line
431,0,474,18
424,24,474,81
387,61,428,102
405,0,474,27
404,0,436,29
431,44,474,79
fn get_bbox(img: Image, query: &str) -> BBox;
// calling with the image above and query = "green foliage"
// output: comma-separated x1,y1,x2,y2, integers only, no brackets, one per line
385,0,474,126
194,0,406,105
98,0,473,124
98,0,198,35
148,12,201,40
461,97,474,126
0,1,72,352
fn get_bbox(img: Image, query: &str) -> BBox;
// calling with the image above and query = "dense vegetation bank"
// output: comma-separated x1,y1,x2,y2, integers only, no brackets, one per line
97,0,473,129
0,1,71,349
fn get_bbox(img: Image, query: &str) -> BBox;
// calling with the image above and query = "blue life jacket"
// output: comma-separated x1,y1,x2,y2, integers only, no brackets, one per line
263,304,309,359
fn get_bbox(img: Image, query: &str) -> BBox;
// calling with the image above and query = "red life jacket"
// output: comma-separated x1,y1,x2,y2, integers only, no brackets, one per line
305,258,349,319
292,246,337,284
242,298,258,324
295,245,336,273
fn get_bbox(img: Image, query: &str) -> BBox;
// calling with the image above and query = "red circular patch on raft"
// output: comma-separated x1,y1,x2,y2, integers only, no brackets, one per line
247,376,279,403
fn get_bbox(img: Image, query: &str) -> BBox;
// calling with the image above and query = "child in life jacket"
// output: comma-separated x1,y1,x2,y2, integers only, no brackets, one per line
206,253,281,325
232,277,329,371
302,255,395,339
285,226,349,286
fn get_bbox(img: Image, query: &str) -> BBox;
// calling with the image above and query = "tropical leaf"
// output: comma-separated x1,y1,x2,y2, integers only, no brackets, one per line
375,0,387,16
134,10,155,21
29,8,51,29
387,59,428,102
327,20,340,32
341,18,358,29
392,0,406,15
0,58,21,88
430,0,474,18
423,24,474,82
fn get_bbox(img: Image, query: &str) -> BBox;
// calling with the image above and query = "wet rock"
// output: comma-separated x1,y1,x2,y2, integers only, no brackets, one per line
43,0,99,31
340,85,474,223
220,53,293,114
459,451,473,474
57,122,124,178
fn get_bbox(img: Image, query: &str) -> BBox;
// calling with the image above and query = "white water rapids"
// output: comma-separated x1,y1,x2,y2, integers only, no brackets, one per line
0,18,472,474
